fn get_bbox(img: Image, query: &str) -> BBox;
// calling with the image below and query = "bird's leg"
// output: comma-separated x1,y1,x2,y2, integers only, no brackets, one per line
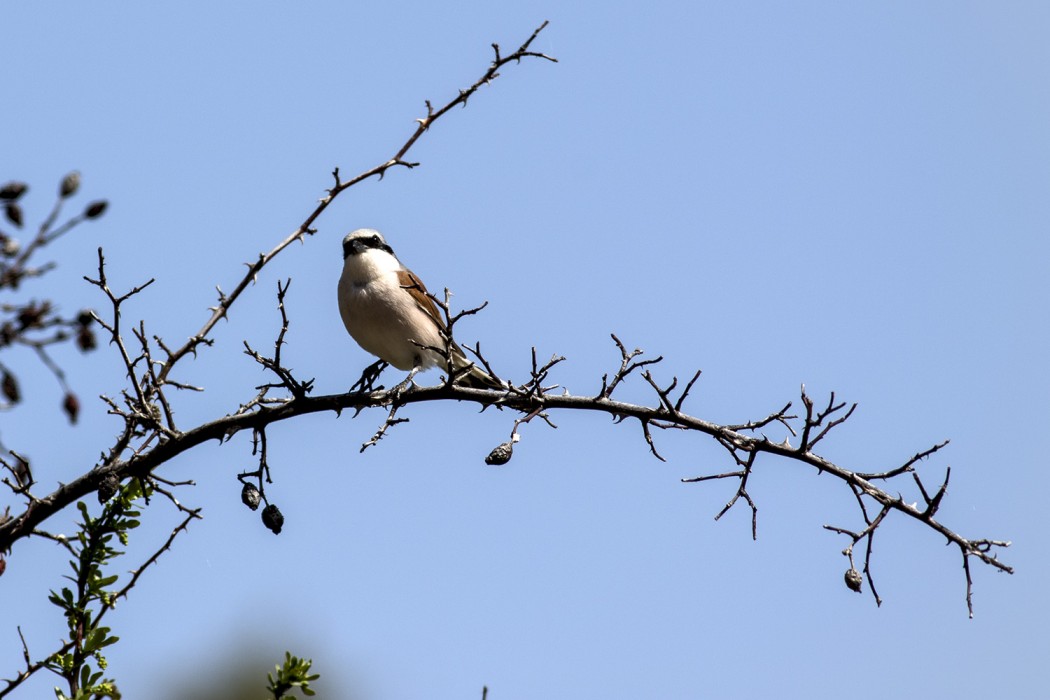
350,359,388,393
390,364,422,402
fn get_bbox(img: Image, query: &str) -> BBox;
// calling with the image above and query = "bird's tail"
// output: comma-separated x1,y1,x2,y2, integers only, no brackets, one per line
448,345,504,390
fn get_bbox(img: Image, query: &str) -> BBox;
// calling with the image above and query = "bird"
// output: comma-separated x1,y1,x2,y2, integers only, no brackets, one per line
337,228,504,390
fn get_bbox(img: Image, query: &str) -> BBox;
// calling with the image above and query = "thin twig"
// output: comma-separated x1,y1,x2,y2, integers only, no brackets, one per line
153,21,555,389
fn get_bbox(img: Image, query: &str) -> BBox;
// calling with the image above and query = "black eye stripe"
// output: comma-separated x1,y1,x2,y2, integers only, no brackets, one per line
343,233,395,259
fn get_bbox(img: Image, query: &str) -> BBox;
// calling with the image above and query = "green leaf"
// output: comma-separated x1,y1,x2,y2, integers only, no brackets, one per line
89,626,120,649
84,629,102,653
83,627,118,653
56,587,75,606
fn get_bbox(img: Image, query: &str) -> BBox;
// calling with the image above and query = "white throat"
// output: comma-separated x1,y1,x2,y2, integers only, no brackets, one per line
341,247,403,286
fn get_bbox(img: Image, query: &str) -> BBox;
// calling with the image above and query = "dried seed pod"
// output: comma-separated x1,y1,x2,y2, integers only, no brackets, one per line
84,200,108,219
485,441,514,466
97,472,120,503
63,392,80,424
262,504,284,534
241,483,261,511
844,568,863,593
76,309,95,326
76,326,97,352
4,202,23,228
60,171,80,198
2,371,19,403
0,182,27,201
17,304,45,329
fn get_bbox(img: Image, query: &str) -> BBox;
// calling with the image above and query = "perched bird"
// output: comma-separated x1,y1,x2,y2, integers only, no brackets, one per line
337,228,503,390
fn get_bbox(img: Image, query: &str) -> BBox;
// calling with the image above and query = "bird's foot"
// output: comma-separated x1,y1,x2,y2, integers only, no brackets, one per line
350,360,388,393
389,366,422,404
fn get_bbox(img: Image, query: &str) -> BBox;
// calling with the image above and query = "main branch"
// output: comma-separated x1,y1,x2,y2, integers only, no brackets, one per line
0,21,1009,623
0,336,1012,614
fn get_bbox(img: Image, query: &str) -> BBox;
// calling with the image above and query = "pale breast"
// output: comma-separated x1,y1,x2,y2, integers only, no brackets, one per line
337,266,446,372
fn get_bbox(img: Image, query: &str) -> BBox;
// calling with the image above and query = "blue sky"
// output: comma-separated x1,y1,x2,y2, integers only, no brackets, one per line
3,2,1048,698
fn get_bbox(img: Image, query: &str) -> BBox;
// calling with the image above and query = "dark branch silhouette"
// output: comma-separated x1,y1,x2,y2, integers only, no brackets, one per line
0,18,1014,698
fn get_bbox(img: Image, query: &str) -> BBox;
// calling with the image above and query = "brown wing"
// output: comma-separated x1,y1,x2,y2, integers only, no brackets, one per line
398,268,502,389
397,268,448,331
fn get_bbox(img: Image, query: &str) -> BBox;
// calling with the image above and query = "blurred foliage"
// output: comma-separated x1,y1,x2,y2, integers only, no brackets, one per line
0,173,107,458
45,480,147,699
268,652,319,699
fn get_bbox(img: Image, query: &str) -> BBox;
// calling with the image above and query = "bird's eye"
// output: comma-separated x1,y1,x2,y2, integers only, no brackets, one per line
369,236,379,246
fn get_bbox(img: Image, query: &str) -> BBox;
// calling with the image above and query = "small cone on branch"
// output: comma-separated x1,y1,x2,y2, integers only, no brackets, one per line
485,441,514,466
4,203,23,228
262,504,284,534
84,200,108,219
63,392,80,424
241,483,261,511
2,371,19,403
60,171,80,198
0,182,27,201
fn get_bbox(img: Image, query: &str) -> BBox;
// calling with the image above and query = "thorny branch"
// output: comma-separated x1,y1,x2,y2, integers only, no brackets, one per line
0,31,1009,694
242,279,314,404
0,491,199,699
151,21,556,389
2,325,1012,616
2,20,556,544
1,25,559,691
